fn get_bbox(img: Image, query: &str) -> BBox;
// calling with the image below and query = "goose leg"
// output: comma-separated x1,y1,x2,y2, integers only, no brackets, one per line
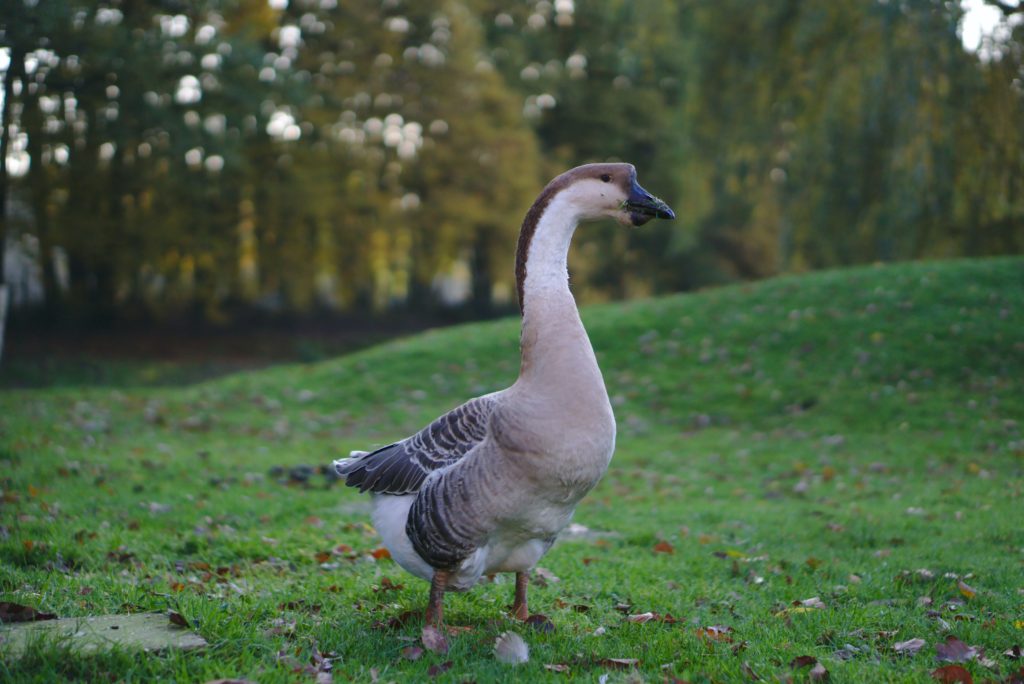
425,569,449,626
511,571,529,620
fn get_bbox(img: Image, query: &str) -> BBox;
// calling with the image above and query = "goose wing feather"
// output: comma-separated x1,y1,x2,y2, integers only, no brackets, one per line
335,394,497,495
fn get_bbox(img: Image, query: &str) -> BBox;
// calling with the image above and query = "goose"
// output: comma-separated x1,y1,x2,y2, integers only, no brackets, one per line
334,163,674,626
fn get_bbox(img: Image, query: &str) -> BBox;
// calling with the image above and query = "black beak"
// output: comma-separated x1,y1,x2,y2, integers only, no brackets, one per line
623,175,675,226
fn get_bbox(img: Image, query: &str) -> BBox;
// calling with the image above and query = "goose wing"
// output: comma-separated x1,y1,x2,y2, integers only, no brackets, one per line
334,394,497,495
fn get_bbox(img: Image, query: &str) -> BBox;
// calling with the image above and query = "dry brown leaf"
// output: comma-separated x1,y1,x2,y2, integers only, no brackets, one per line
1005,645,1023,660
370,547,391,560
421,624,449,654
741,661,762,681
427,661,452,677
810,662,830,681
957,580,977,600
372,577,404,593
400,646,423,661
597,658,639,669
930,664,974,683
935,636,979,663
0,602,56,623
653,541,675,554
790,655,818,669
544,663,570,673
168,610,190,628
533,567,561,586
697,625,734,642
525,613,555,633
894,638,927,655
627,612,657,624
1006,667,1024,684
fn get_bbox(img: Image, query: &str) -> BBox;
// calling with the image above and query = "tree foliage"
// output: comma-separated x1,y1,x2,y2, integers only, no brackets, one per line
0,0,1021,324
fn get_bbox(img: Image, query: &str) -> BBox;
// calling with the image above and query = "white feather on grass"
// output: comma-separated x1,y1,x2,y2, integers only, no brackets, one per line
493,631,529,664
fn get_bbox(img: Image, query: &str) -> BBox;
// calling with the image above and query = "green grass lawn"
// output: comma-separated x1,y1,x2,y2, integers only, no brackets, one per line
1,258,1022,683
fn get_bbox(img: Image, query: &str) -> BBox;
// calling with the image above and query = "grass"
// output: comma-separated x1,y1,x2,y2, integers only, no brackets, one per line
1,257,1022,683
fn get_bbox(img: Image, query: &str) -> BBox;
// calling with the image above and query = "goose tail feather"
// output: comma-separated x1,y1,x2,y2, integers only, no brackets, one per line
333,450,369,478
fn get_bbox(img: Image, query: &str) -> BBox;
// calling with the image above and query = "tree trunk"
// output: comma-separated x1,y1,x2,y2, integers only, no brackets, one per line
24,85,61,315
469,225,493,316
0,285,7,364
0,47,26,365
1,48,26,284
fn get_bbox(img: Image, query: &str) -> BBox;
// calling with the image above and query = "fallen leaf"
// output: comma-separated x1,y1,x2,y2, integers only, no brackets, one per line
544,663,570,673
374,609,418,631
525,614,555,633
597,658,639,669
775,597,827,617
203,680,258,684
493,631,529,664
421,625,449,654
263,617,296,636
277,600,321,614
168,610,190,628
894,638,927,655
427,661,452,677
799,597,827,609
1005,645,1022,660
0,602,57,623
373,577,404,593
833,645,860,660
936,636,979,663
653,541,675,554
791,655,818,669
627,612,656,624
697,625,734,642
742,661,762,681
810,662,830,681
533,567,560,586
370,547,391,560
400,646,423,661
957,580,977,600
930,664,974,683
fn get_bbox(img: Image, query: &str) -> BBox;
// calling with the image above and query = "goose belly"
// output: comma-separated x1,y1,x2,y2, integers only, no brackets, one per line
373,492,573,591
450,508,571,589
371,494,435,583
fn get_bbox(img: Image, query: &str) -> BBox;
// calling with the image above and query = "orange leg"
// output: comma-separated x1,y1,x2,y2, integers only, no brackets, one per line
511,571,529,620
425,570,449,627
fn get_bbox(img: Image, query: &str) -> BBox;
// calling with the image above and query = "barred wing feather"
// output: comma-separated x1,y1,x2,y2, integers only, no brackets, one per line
334,395,497,495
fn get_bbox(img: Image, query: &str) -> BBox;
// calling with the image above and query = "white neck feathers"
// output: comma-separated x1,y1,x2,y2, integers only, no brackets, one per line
520,192,580,310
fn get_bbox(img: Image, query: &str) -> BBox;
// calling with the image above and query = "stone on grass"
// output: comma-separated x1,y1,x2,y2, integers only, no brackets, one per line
0,612,207,657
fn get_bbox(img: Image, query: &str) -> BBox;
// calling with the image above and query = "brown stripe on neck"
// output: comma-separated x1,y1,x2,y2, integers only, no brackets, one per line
514,170,577,315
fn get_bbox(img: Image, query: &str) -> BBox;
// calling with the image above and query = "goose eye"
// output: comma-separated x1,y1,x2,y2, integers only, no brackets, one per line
600,174,611,183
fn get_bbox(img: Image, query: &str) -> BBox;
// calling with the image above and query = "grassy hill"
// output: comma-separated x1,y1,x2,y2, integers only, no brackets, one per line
1,258,1022,682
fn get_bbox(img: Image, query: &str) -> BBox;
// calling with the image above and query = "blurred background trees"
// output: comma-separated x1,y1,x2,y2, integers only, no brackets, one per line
1,0,1021,328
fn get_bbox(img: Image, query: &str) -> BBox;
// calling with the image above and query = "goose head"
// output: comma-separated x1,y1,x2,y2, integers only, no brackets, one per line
554,163,675,227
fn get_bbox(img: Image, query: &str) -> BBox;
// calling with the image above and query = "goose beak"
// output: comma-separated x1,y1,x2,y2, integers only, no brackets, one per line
624,177,675,226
